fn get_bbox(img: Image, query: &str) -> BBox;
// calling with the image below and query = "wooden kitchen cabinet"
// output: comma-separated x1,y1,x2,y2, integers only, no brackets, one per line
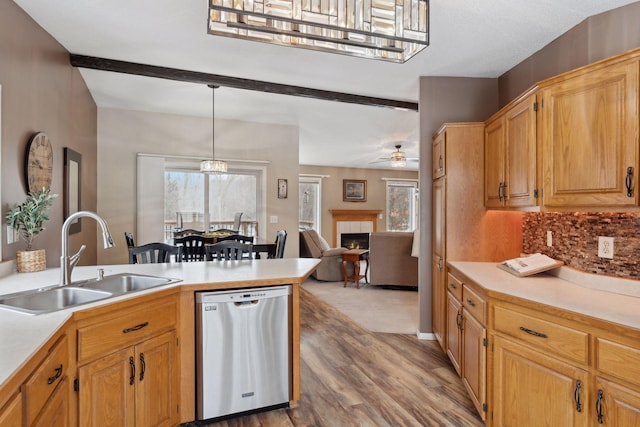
432,129,445,179
76,295,179,427
445,271,487,421
485,91,538,209
23,334,70,427
432,123,514,352
432,176,445,348
539,56,639,208
594,378,640,426
0,391,22,427
492,334,589,427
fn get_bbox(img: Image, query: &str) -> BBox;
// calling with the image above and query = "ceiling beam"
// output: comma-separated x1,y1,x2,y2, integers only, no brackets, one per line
70,54,419,112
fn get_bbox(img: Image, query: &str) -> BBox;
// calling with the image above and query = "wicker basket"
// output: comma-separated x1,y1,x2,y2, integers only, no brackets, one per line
16,249,46,273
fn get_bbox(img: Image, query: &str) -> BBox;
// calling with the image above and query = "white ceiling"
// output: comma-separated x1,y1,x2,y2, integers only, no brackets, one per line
12,0,640,170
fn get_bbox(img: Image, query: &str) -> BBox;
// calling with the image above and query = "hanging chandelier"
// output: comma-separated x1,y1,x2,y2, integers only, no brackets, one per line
200,85,228,173
208,0,429,63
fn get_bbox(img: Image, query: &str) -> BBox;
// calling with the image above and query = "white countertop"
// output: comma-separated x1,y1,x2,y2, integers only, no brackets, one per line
448,261,640,331
0,258,320,389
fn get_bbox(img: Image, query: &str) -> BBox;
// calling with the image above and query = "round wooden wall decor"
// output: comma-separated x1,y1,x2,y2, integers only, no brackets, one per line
24,132,53,193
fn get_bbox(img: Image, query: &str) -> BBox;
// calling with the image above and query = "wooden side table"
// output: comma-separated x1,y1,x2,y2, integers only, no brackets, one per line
342,249,370,288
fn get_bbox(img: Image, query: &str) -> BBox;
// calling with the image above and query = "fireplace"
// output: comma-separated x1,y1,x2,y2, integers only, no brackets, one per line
341,233,370,250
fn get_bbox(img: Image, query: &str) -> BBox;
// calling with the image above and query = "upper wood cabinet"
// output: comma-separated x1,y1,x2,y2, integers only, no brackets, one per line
485,91,538,209
539,57,639,207
432,130,446,180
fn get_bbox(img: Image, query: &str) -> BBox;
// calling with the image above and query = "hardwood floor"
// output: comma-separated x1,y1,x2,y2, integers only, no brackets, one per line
197,288,484,426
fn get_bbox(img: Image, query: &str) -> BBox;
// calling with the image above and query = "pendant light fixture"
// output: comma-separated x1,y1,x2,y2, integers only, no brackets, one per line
200,85,227,173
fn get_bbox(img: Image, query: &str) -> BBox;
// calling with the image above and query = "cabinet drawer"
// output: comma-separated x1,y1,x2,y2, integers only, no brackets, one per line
493,305,588,365
23,335,68,426
447,273,463,301
596,337,640,388
462,285,486,324
78,298,176,363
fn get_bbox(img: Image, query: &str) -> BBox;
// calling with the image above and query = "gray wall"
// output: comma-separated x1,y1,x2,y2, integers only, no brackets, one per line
0,0,98,267
499,2,640,106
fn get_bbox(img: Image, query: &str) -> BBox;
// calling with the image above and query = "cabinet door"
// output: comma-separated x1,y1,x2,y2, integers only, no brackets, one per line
541,60,639,207
594,378,640,426
462,313,486,421
446,293,463,375
432,177,445,258
136,331,177,427
433,130,445,179
0,392,22,427
79,347,136,427
32,378,68,427
485,117,506,208
492,335,589,427
505,93,537,207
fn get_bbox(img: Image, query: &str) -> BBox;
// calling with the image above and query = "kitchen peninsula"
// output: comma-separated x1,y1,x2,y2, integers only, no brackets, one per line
0,258,320,426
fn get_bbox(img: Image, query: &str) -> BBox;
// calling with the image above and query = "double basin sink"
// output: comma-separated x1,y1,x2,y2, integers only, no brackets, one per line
0,273,181,315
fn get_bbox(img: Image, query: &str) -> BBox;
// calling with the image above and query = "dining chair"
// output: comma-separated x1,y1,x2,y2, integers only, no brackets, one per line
274,229,287,259
174,229,205,239
128,243,182,264
205,241,253,261
175,234,214,262
124,232,136,248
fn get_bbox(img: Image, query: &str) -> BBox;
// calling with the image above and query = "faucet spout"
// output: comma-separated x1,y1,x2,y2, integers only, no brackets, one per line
60,211,114,285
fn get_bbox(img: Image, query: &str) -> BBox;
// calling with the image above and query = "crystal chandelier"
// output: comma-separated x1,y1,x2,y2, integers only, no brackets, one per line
200,85,228,173
208,0,429,63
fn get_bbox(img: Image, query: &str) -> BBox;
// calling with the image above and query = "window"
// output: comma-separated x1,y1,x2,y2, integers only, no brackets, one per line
299,176,322,232
386,179,418,232
164,164,263,238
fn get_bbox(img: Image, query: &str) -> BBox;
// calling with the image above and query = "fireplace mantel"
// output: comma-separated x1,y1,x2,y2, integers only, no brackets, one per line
330,209,381,247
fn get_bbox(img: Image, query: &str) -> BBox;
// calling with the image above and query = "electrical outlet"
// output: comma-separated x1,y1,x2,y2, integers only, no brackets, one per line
598,236,614,259
270,215,278,224
546,231,553,247
6,226,16,245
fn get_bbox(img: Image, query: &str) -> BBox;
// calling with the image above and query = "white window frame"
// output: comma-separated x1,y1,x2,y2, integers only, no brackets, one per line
385,178,419,232
299,175,323,234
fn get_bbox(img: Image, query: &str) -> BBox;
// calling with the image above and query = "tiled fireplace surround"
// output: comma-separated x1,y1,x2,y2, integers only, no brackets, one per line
523,212,640,280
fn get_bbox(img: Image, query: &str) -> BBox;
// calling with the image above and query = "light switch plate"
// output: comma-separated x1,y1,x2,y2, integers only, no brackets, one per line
270,215,278,223
597,236,614,259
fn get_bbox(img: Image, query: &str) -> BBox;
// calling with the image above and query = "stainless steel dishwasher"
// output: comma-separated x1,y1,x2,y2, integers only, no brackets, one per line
195,285,291,421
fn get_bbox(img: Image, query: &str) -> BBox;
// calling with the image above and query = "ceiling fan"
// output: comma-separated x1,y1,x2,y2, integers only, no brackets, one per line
369,144,419,167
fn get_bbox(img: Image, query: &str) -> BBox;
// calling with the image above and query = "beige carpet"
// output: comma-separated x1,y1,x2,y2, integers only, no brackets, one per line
302,278,419,334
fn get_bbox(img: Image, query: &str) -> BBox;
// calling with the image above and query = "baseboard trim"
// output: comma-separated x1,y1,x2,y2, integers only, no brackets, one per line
416,331,435,340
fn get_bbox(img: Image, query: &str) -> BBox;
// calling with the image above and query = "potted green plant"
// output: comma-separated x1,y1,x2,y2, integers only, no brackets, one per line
6,188,57,272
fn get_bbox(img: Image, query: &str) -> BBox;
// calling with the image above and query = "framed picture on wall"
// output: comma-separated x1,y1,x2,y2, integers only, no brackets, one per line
278,178,288,199
343,179,366,202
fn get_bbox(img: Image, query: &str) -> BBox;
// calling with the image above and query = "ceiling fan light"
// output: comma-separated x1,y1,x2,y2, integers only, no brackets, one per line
390,149,406,167
390,158,407,168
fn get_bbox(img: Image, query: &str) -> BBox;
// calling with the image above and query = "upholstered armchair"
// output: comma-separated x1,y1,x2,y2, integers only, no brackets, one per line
299,229,351,281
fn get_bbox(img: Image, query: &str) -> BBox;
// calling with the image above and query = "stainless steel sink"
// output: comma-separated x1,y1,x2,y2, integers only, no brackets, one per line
0,273,181,315
76,273,179,294
0,287,112,315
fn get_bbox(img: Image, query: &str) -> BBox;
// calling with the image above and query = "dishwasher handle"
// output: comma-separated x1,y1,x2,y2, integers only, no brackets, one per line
234,300,260,307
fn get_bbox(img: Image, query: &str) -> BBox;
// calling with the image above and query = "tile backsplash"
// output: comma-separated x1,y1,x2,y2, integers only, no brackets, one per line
523,212,640,280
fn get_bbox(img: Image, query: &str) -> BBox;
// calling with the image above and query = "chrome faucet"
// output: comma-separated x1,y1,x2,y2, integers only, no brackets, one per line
60,211,114,285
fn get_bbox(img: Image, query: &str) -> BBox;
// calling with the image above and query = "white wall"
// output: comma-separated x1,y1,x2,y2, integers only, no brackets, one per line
97,107,299,265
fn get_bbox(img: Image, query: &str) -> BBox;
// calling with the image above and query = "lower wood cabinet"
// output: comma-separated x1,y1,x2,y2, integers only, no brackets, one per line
32,377,69,427
445,272,487,421
78,331,176,426
0,391,23,427
594,377,640,426
492,334,589,426
76,295,179,427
